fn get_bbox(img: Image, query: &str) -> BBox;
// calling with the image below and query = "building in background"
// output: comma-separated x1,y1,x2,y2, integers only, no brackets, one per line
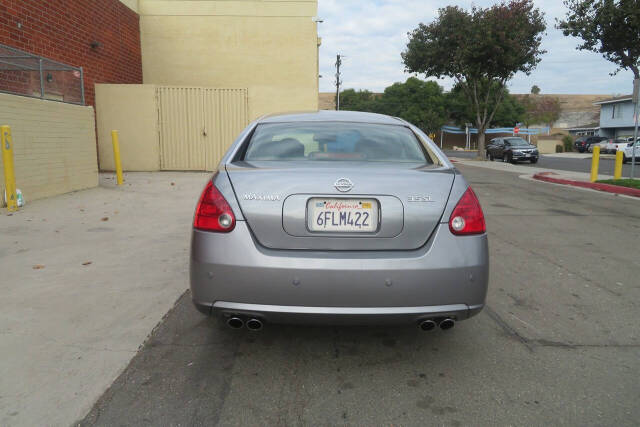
0,0,142,203
0,0,143,106
95,0,320,172
136,0,319,119
594,95,637,139
0,0,320,118
566,123,600,137
1,0,320,182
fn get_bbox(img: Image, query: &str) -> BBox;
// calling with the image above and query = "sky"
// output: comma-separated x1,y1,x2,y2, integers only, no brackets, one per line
317,0,635,95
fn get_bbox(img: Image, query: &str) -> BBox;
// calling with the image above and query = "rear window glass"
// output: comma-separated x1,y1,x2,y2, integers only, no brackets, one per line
243,122,431,163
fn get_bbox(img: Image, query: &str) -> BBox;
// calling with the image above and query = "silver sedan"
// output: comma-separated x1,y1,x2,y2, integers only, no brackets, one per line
190,111,488,331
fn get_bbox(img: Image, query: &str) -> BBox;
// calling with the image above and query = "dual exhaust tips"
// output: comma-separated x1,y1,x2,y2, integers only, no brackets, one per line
227,317,263,331
419,318,455,331
227,316,454,332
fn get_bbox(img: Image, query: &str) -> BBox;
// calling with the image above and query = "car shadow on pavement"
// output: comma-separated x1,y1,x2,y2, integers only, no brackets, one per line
80,290,481,426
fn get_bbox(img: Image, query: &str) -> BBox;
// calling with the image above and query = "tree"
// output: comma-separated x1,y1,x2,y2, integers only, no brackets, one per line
530,85,541,94
338,78,449,134
376,77,448,134
521,95,561,128
448,82,526,128
402,1,546,159
557,0,640,79
337,89,378,112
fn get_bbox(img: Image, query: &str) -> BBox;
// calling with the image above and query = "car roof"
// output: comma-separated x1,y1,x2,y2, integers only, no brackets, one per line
257,110,405,125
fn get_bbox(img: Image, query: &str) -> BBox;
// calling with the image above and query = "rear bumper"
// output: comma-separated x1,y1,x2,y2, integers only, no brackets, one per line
190,222,489,325
204,301,483,325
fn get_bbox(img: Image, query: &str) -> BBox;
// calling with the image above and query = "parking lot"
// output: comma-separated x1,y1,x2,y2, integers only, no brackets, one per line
64,164,640,426
0,172,211,427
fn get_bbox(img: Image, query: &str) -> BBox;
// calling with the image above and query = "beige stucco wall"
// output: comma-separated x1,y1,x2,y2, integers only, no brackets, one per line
119,0,139,12
138,0,319,120
95,84,160,171
0,93,98,204
537,139,561,154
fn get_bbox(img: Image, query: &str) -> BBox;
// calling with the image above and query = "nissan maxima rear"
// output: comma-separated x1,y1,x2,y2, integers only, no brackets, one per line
190,111,488,331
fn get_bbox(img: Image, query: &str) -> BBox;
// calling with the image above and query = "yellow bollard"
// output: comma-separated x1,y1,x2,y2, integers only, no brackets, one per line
1,125,18,212
613,150,623,180
590,146,600,183
111,130,123,186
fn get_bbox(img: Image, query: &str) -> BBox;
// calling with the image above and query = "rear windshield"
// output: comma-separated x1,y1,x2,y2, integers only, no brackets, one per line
243,122,431,163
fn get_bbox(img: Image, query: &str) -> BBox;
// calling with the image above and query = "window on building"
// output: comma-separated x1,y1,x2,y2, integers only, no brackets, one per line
612,104,620,119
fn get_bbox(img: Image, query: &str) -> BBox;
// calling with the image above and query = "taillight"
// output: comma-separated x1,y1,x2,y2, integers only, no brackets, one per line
448,187,485,235
194,180,236,232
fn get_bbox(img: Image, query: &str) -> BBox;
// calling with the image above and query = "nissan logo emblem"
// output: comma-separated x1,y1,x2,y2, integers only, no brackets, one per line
334,178,354,192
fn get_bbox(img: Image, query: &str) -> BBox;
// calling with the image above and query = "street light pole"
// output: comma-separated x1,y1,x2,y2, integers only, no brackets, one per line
631,78,639,179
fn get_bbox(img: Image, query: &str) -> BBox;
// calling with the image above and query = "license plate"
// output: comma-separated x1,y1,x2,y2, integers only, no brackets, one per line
307,198,378,232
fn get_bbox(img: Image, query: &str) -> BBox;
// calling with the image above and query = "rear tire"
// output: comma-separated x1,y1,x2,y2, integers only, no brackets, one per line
489,152,494,161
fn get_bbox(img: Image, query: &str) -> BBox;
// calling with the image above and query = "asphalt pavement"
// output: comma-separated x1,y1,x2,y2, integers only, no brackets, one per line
80,164,640,426
444,150,640,177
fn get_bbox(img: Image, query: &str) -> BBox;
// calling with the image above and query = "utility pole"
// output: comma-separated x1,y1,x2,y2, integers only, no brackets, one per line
335,54,342,110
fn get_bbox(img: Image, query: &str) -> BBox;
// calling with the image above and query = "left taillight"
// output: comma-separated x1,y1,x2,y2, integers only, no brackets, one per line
193,180,236,232
448,187,486,235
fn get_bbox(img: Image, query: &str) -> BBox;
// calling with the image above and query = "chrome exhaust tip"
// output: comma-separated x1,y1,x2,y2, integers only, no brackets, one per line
227,317,244,329
419,319,437,331
439,318,455,330
246,318,263,331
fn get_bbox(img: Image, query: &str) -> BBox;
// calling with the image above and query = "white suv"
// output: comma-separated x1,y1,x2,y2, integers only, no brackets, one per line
604,139,626,154
622,140,640,164
615,139,634,154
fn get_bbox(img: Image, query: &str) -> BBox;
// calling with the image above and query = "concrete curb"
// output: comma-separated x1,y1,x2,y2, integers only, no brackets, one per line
532,172,640,198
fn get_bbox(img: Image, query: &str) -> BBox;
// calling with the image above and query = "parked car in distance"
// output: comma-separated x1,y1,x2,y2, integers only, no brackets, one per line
588,139,609,153
603,138,626,154
622,140,640,164
575,136,607,153
486,137,539,163
615,139,636,154
190,111,488,331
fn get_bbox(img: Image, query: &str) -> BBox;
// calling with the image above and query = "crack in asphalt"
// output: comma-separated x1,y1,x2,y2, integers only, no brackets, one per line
531,339,640,349
484,305,533,352
490,233,623,298
484,307,640,351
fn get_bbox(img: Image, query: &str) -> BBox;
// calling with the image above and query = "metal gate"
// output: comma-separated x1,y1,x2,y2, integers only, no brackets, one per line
157,87,248,170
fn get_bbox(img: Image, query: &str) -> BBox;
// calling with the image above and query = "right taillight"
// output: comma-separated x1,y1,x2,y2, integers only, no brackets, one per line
448,187,485,235
194,180,236,232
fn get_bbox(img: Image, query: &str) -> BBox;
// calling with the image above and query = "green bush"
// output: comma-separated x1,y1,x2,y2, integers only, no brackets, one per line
556,144,564,153
562,135,573,152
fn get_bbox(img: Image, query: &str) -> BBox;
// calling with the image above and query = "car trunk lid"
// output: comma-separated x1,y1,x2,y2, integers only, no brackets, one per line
226,161,455,250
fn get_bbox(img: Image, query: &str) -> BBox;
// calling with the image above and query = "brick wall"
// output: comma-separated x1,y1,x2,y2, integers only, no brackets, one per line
0,92,98,203
0,0,142,107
